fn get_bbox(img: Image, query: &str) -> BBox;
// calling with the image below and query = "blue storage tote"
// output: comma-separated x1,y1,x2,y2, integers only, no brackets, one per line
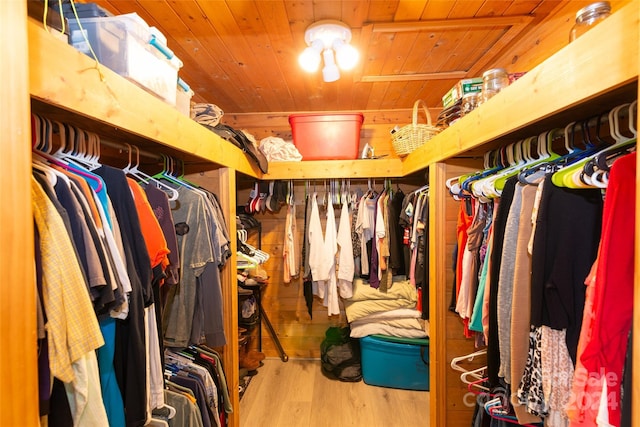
360,335,429,391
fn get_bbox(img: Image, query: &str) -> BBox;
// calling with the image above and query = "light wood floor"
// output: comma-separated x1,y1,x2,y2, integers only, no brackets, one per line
239,358,429,427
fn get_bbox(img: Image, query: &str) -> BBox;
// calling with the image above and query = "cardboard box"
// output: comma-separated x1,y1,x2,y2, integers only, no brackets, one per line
442,77,483,108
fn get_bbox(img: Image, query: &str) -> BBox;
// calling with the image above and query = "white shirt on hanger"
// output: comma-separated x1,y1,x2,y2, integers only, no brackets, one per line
337,201,354,299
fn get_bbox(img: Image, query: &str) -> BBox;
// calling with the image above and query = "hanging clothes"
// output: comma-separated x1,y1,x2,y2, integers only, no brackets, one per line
48,165,130,426
95,164,155,427
447,107,637,425
375,189,389,291
321,197,339,315
307,192,325,282
283,201,299,283
336,200,354,299
144,185,180,286
486,176,517,388
29,112,240,427
496,183,524,382
32,175,108,425
456,200,487,334
355,190,376,278
568,152,636,427
127,179,171,417
508,183,542,425
163,184,226,349
529,174,603,363
468,201,493,338
387,188,406,277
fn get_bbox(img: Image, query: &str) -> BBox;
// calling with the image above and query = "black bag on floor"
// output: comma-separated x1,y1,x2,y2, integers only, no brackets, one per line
320,326,362,382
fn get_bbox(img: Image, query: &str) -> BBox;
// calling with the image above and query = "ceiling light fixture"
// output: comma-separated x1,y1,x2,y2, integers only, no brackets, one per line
298,20,359,82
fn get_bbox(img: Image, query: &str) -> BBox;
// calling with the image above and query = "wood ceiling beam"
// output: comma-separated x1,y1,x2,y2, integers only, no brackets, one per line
371,15,534,33
466,20,532,77
360,71,467,82
360,15,536,83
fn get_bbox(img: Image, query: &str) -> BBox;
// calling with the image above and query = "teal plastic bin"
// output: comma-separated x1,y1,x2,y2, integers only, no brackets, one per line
360,335,429,391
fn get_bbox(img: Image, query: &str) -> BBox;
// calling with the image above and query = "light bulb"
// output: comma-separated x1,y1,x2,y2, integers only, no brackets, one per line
334,41,359,71
298,46,321,72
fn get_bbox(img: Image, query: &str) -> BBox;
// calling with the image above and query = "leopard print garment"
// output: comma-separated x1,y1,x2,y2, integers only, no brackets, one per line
517,325,548,417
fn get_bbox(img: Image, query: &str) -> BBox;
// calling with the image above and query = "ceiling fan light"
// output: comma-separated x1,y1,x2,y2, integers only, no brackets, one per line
301,20,356,81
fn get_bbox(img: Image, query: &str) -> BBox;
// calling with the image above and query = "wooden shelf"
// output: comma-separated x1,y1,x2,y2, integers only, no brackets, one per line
28,19,260,178
402,2,638,175
262,158,404,180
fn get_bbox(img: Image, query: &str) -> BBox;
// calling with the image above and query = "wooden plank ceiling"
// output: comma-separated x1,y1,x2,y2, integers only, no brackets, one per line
88,1,568,115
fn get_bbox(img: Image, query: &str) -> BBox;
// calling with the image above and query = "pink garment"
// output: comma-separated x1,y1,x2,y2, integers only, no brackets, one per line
566,260,598,426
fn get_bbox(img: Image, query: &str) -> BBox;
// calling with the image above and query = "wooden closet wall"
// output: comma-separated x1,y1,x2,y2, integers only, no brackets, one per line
3,2,638,427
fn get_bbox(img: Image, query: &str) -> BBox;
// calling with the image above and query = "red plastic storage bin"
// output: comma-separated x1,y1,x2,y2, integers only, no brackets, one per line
289,113,364,160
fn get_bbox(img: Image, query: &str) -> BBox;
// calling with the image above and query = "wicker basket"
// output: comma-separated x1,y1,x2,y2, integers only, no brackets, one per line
392,100,440,157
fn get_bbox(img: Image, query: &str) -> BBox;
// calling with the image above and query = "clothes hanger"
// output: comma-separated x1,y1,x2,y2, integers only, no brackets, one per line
236,251,259,269
487,139,527,192
33,116,105,192
123,144,180,201
153,154,197,190
31,159,58,186
517,128,563,184
341,179,348,205
456,355,489,392
589,102,637,188
551,114,607,188
464,374,490,393
244,243,269,263
53,122,102,171
288,179,295,206
450,348,487,373
461,143,513,199
484,400,536,426
445,176,462,200
489,131,562,195
518,121,585,188
467,141,518,199
564,120,604,188
552,103,634,188
453,149,500,197
320,180,327,207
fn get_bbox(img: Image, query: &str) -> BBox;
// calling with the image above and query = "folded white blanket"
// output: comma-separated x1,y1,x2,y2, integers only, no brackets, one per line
345,278,417,302
350,322,428,339
350,308,421,322
344,298,416,323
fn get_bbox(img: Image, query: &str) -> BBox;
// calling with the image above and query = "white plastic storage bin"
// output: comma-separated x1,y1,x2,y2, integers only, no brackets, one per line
68,13,181,105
